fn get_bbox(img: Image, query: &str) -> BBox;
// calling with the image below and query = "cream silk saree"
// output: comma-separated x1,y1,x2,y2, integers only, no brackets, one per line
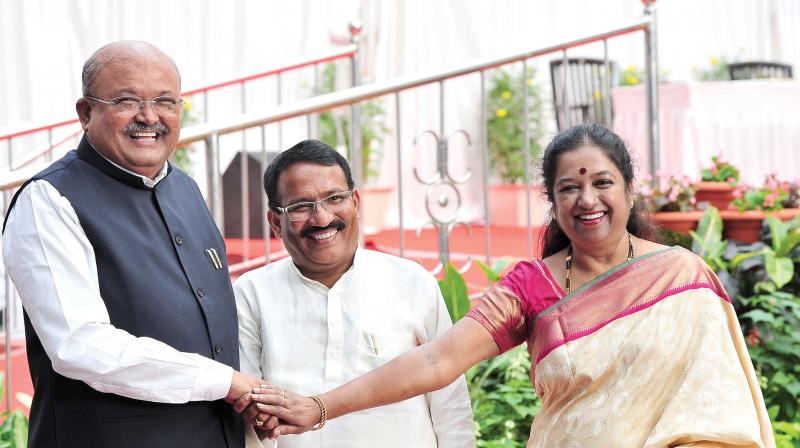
467,247,774,447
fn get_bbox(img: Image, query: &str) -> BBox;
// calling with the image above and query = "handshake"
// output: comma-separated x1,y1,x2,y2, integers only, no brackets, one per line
224,371,324,440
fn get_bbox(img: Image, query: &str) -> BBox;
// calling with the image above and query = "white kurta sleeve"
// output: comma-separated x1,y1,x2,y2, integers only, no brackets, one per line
422,274,477,447
233,274,264,379
2,180,233,403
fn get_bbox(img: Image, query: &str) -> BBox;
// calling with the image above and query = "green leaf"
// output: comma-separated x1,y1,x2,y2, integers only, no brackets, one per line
438,262,470,323
691,207,723,256
475,260,502,283
730,249,765,269
764,252,794,289
768,405,780,421
767,216,788,253
492,258,512,276
777,226,800,257
741,309,776,324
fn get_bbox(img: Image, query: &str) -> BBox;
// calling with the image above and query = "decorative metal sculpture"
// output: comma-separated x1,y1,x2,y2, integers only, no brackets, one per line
412,129,473,274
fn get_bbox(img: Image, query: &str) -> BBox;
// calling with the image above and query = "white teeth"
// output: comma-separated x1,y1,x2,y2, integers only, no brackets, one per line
131,132,157,138
311,230,337,240
579,211,605,220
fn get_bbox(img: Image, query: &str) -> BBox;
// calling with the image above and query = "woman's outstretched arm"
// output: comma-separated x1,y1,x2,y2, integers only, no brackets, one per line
251,317,500,437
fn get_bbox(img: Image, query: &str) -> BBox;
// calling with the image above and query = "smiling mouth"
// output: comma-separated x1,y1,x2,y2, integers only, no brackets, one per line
576,211,607,221
129,131,159,143
309,229,338,241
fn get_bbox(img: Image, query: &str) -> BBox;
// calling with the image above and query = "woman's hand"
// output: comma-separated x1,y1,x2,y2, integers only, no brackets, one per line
250,386,322,438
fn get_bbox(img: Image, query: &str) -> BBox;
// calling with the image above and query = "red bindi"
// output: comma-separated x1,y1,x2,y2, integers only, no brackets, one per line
579,167,587,175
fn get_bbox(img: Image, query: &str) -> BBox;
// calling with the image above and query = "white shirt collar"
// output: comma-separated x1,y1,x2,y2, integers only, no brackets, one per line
86,138,169,187
288,245,362,291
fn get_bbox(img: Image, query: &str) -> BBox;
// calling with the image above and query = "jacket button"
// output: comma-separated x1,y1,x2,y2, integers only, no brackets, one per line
175,234,184,245
196,289,205,298
214,345,222,353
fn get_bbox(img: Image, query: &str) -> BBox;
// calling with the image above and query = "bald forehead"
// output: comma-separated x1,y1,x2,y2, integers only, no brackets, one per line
82,41,181,96
93,41,177,75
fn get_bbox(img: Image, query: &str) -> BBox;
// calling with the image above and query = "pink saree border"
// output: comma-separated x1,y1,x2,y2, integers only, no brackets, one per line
535,281,729,363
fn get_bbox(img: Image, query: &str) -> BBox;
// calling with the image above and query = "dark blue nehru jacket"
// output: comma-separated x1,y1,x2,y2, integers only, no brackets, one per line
4,137,244,448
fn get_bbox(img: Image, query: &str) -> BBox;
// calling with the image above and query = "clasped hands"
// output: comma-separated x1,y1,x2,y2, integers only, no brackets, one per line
226,371,321,439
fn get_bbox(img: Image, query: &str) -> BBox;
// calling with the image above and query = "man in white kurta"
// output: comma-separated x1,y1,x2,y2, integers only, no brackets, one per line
234,139,475,447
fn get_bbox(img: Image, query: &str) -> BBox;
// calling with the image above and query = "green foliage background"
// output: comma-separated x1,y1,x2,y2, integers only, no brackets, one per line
317,63,388,183
486,68,544,184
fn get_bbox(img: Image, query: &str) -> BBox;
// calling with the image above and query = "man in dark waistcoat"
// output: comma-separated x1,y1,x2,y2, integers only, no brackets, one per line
2,41,265,448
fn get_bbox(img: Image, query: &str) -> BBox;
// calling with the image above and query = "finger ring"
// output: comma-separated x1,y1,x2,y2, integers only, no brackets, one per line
254,418,264,427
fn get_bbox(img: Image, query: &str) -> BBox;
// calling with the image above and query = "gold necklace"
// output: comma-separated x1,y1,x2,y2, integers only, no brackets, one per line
565,233,634,294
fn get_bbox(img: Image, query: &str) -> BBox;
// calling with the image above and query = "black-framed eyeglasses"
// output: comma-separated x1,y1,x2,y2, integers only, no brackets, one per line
277,190,354,222
85,95,184,116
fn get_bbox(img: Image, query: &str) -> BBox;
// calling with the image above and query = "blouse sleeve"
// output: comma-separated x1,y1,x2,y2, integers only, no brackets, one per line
465,262,537,353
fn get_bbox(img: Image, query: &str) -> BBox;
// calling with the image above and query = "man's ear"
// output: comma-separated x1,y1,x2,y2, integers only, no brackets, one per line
76,98,92,131
352,188,361,217
267,209,283,239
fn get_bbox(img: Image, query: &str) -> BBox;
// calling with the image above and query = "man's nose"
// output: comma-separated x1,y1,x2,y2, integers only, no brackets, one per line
308,203,335,226
134,101,160,125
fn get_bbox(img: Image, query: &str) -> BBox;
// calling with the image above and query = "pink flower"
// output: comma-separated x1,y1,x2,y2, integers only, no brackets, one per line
668,188,679,202
726,177,736,184
710,165,718,175
765,173,780,189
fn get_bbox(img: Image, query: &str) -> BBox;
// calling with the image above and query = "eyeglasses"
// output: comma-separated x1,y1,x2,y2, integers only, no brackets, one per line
85,95,184,116
277,190,354,222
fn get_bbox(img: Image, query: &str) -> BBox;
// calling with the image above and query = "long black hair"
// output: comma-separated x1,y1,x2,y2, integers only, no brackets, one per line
539,123,656,258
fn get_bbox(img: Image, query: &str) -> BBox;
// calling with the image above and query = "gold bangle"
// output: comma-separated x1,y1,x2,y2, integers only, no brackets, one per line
308,395,327,431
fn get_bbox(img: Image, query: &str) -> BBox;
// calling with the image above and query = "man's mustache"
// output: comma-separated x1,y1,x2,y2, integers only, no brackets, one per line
302,219,346,238
122,122,169,136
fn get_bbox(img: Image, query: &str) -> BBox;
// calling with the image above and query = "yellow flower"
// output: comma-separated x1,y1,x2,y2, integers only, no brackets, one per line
625,74,639,85
593,90,603,100
710,56,719,66
527,78,535,86
496,108,508,118
625,65,637,73
183,98,193,112
501,90,512,99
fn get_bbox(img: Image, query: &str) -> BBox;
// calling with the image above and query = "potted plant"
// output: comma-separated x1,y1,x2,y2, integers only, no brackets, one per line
722,174,799,243
486,67,548,227
696,155,739,210
692,55,730,81
318,63,391,232
639,173,702,235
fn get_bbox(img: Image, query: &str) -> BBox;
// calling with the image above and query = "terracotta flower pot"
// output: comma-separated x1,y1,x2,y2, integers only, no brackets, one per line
359,186,393,234
719,210,764,243
775,208,800,221
695,181,735,210
488,184,550,227
719,208,800,243
653,211,706,235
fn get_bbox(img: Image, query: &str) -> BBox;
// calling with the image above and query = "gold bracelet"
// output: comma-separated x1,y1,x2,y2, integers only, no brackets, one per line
309,395,327,431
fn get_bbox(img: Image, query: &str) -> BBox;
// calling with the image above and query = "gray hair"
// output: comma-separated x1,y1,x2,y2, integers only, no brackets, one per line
81,42,182,97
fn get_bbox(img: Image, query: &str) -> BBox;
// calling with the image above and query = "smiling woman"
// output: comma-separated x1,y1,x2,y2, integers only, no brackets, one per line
248,125,774,448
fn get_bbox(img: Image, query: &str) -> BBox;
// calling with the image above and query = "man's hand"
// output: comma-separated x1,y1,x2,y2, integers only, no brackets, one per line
224,371,266,404
226,371,278,430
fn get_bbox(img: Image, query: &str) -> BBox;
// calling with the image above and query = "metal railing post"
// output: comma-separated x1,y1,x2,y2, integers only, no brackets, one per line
206,133,224,233
643,0,660,175
349,20,364,188
4,190,12,413
522,60,533,261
